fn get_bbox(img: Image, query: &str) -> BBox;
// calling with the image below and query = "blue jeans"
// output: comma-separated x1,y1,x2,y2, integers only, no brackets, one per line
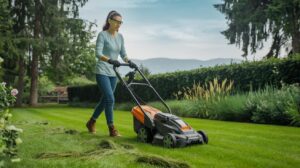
92,74,117,125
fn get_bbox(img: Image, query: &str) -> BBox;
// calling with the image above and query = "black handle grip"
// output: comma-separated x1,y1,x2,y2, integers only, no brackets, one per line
113,63,138,70
118,63,130,67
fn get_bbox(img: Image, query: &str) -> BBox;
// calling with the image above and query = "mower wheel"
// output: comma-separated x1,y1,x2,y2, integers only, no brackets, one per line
137,127,152,143
197,130,208,144
163,133,176,148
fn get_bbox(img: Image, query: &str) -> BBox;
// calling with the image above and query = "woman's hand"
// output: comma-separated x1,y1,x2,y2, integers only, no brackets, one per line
128,60,138,69
108,59,121,67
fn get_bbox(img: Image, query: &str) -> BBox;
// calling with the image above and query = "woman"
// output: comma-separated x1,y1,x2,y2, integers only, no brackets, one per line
86,10,137,137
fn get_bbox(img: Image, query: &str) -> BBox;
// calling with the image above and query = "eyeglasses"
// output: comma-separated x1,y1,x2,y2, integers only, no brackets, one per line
110,18,123,25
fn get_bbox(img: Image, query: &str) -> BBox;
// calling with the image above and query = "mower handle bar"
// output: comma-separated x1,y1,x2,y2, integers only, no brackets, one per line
113,64,172,114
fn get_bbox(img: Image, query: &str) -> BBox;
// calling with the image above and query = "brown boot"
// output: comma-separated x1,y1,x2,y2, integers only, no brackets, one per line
86,118,96,134
108,124,121,137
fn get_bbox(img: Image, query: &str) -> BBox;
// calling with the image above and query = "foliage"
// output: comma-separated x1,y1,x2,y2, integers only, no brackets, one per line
0,57,3,80
174,78,234,101
63,76,95,87
0,82,22,167
38,76,55,96
0,0,13,53
205,94,250,121
246,84,300,126
214,0,300,58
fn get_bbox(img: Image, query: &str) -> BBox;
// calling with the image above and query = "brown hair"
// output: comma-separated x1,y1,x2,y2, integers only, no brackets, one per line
102,10,122,31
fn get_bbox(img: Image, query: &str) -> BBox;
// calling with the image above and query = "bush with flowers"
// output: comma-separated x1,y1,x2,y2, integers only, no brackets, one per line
0,82,22,167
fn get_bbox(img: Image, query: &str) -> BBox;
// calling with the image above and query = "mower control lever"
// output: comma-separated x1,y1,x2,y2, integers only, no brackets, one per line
125,71,136,84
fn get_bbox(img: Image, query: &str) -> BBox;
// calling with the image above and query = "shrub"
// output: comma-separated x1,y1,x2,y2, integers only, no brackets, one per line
174,78,234,101
64,76,94,86
246,84,300,126
148,100,198,117
0,82,22,167
38,75,55,96
205,94,250,121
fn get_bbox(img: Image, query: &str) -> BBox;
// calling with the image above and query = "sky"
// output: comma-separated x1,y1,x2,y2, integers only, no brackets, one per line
79,0,271,60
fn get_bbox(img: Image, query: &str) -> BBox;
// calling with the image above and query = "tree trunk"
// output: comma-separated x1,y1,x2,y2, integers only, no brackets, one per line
292,31,300,54
29,0,41,106
50,51,59,81
16,57,25,107
265,32,281,59
29,47,39,106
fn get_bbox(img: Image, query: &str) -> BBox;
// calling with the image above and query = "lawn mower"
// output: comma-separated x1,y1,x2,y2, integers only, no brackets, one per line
113,64,208,148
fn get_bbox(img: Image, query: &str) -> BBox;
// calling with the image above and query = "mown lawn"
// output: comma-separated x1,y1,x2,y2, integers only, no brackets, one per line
7,105,300,168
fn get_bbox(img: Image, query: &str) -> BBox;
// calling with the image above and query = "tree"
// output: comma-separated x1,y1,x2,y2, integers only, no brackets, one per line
29,0,92,105
41,0,94,84
0,0,12,52
0,0,32,106
214,0,300,58
12,0,32,106
0,0,94,106
0,0,16,84
29,0,42,106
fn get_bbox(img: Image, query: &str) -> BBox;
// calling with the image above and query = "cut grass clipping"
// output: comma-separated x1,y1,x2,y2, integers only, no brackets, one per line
36,140,190,168
36,140,117,159
136,155,190,168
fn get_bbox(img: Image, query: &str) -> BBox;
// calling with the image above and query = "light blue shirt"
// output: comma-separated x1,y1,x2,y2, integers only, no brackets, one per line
95,31,128,76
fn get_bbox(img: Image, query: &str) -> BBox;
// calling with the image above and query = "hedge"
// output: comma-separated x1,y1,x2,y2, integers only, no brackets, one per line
67,55,300,103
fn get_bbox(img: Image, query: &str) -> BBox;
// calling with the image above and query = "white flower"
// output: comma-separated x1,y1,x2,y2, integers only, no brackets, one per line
1,82,6,86
0,57,3,63
18,128,23,133
15,138,23,144
0,118,4,124
11,158,21,163
6,125,23,132
6,125,17,130
4,113,12,118
11,88,18,96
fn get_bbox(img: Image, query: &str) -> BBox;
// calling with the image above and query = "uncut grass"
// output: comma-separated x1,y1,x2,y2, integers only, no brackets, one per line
7,106,300,168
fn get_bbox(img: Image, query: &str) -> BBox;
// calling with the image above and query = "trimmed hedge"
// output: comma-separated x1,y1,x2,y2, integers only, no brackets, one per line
68,56,300,103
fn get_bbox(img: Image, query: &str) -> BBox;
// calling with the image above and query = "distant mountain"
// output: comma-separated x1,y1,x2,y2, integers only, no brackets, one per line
120,57,242,74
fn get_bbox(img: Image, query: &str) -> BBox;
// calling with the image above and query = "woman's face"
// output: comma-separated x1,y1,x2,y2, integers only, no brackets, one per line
109,16,123,31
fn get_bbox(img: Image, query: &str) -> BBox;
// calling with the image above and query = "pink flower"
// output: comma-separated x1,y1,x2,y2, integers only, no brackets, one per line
11,89,18,96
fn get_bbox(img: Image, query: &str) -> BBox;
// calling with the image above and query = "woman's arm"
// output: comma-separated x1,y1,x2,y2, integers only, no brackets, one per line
96,32,110,62
120,34,129,62
119,34,138,68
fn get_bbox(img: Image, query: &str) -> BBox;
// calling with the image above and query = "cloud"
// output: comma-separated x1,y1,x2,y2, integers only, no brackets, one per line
120,20,245,60
122,18,227,44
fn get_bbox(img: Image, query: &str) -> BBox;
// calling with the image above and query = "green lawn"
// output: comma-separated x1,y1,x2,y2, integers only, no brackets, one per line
7,105,300,168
